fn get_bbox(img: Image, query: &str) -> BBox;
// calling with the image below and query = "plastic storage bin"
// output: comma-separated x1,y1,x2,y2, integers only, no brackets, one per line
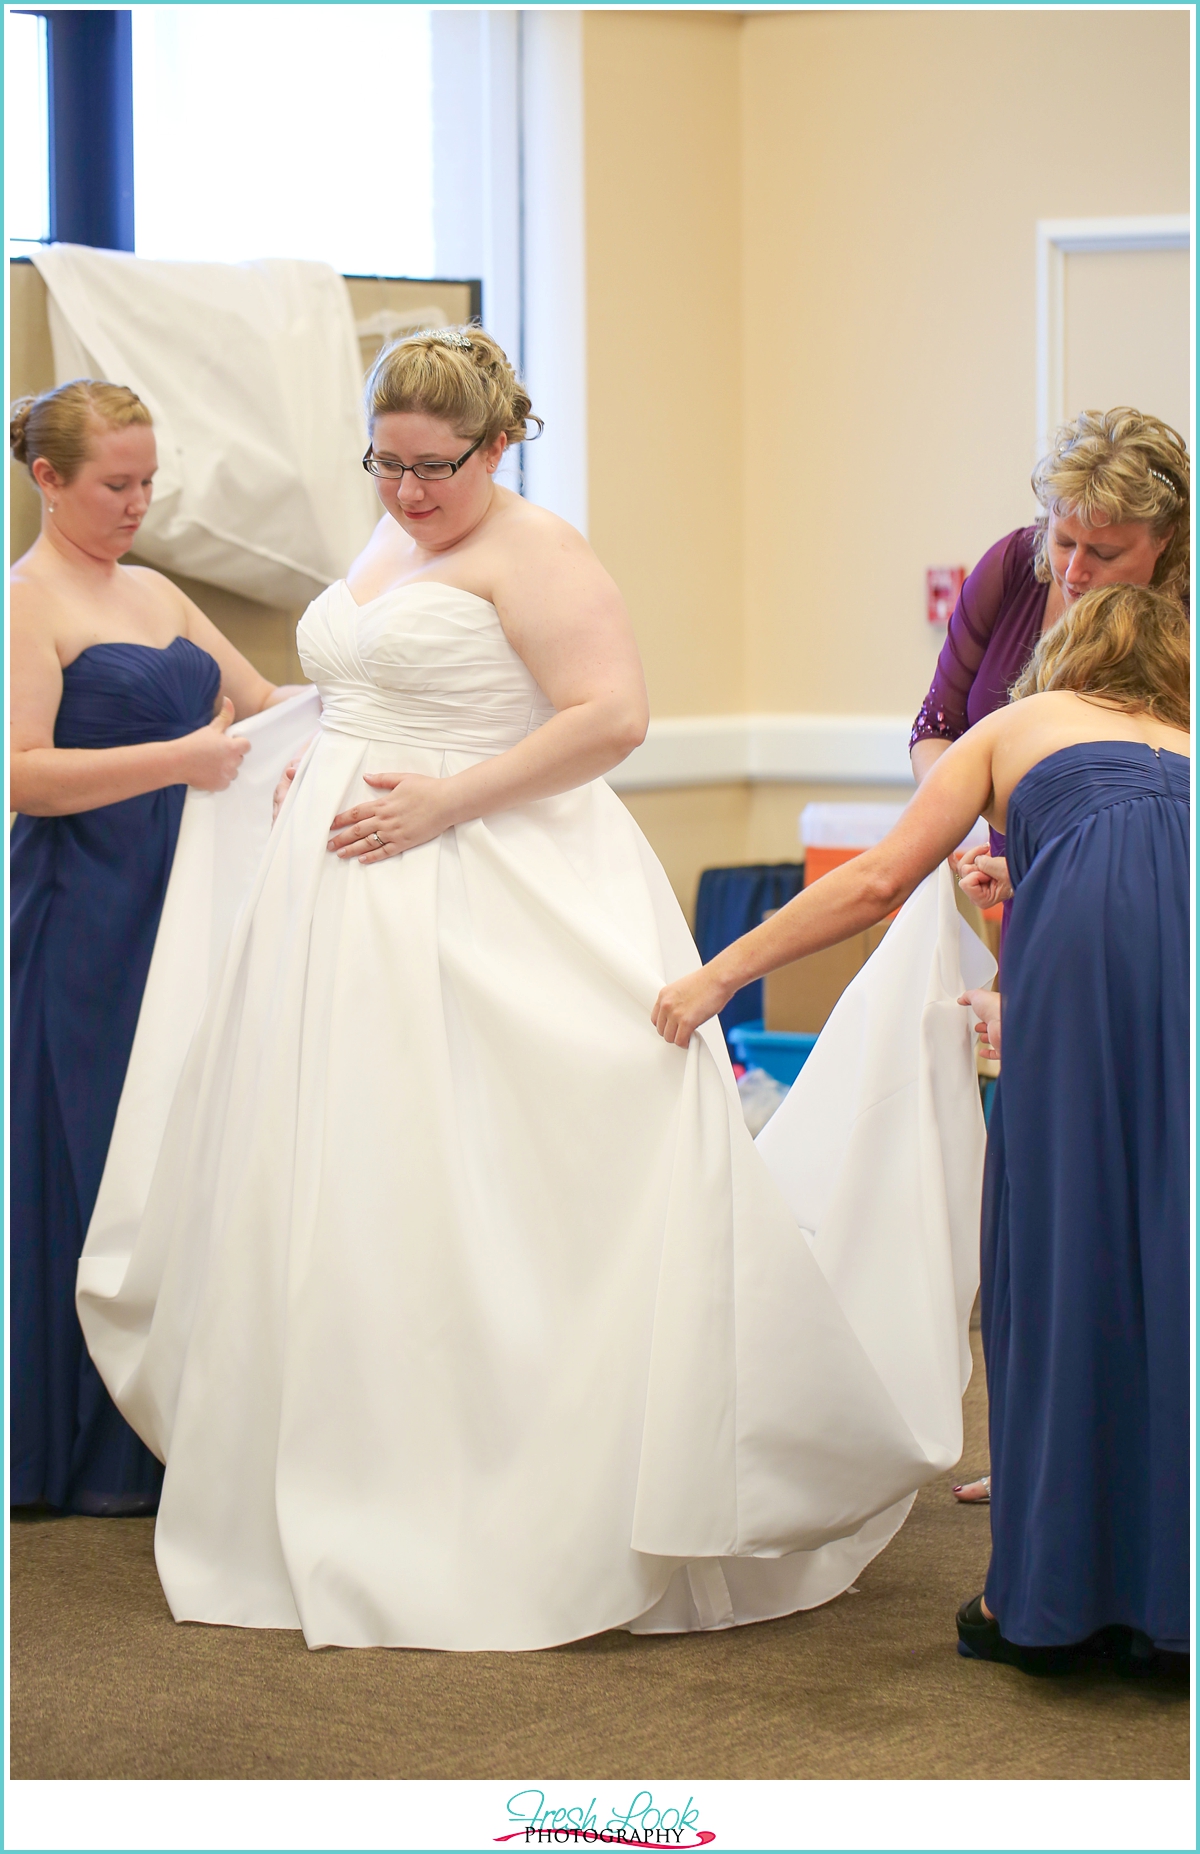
727,1025,818,1087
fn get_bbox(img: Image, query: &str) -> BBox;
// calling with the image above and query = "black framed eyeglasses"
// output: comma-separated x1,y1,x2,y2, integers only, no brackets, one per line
362,432,487,482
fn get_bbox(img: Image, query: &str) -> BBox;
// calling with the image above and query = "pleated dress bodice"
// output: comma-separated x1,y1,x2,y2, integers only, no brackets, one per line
297,578,556,755
1004,738,1190,884
12,636,221,1218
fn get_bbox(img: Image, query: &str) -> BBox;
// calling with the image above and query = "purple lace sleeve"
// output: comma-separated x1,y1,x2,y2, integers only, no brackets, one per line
909,533,1017,750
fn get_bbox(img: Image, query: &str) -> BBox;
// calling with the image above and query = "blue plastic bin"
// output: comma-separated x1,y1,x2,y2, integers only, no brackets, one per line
727,1026,818,1087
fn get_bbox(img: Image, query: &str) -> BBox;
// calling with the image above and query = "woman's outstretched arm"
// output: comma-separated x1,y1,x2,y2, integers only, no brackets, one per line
651,725,998,1046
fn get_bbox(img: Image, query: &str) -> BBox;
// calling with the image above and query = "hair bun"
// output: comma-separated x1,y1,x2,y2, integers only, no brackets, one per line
9,379,152,484
9,396,36,464
365,324,541,450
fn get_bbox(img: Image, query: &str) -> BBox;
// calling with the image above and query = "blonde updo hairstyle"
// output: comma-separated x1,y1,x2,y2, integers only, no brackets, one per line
364,326,540,449
10,378,152,486
1032,408,1190,603
1011,582,1189,733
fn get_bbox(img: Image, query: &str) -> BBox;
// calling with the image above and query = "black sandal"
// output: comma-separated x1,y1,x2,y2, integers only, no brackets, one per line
956,1594,1084,1676
1085,1625,1188,1681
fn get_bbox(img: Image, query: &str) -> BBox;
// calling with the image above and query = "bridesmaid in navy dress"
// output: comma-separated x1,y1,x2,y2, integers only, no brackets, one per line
10,379,300,1514
914,407,1190,1509
651,583,1190,1675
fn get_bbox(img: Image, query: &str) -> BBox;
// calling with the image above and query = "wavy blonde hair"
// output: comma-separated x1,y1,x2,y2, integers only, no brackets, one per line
364,325,540,448
10,378,152,484
1031,408,1189,602
1011,582,1189,732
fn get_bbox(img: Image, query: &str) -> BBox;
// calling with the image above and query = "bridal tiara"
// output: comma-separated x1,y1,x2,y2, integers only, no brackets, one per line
410,329,474,351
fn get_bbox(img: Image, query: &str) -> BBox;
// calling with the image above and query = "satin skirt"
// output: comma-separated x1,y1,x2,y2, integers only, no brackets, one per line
79,693,992,1650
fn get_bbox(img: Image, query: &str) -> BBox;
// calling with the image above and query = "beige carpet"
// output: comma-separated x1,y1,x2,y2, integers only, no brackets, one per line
10,1332,1188,1780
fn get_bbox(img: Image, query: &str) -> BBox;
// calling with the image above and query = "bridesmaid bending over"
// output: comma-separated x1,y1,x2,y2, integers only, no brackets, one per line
10,379,301,1515
655,585,1189,1674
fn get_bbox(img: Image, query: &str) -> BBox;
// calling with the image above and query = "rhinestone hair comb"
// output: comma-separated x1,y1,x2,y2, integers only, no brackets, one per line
413,329,473,351
1148,465,1184,498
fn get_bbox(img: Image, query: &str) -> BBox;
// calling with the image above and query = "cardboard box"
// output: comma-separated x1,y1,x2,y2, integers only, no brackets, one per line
764,842,1001,1036
764,921,890,1034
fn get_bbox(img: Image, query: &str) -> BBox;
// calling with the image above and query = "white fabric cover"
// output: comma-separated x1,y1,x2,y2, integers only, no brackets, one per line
31,244,378,606
78,581,994,1652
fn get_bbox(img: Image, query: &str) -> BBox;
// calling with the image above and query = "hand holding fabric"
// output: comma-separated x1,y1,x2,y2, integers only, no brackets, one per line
179,698,251,792
957,847,1012,908
651,965,737,1047
960,986,1001,1058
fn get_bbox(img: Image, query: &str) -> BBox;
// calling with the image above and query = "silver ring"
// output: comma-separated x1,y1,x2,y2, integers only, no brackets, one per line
371,832,385,850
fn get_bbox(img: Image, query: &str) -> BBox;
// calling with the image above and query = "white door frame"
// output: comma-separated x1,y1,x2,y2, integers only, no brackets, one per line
1035,214,1191,456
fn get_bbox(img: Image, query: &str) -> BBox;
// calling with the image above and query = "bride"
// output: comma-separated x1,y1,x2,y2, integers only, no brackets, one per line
77,328,986,1651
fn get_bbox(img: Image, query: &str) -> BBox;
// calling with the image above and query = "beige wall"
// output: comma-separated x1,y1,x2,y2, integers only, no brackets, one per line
581,8,1189,911
583,10,745,719
739,8,1190,719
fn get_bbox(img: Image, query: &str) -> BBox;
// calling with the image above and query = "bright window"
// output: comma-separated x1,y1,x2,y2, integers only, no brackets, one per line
131,5,434,275
4,9,51,248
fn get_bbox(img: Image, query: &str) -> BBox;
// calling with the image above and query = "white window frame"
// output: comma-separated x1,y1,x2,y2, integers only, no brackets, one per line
1034,213,1191,456
431,8,587,525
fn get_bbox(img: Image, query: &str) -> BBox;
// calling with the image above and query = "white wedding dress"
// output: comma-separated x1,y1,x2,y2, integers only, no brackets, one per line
77,579,993,1652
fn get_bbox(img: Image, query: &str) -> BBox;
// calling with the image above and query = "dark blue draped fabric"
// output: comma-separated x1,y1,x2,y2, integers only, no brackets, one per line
10,637,220,1513
694,863,805,1035
981,742,1190,1651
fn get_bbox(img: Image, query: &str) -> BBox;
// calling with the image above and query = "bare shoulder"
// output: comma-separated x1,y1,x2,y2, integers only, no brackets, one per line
985,693,1082,773
9,554,65,634
985,693,1050,737
120,561,189,616
488,493,615,607
495,491,592,556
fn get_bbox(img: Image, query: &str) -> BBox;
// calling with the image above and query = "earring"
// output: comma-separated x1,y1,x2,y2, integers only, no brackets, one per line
48,504,56,514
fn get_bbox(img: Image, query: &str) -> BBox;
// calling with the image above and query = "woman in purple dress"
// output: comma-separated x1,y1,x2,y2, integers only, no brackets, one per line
913,406,1188,919
910,408,1189,789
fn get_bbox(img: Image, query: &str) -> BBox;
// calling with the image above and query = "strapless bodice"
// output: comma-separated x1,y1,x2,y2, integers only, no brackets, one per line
1006,741,1190,885
55,637,220,750
297,580,556,754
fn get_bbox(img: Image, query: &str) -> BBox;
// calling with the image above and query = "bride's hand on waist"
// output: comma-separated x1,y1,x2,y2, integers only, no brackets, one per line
651,965,737,1047
327,771,456,861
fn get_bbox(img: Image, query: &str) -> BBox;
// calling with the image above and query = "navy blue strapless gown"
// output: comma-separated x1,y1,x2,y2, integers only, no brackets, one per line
981,742,1189,1652
10,638,220,1513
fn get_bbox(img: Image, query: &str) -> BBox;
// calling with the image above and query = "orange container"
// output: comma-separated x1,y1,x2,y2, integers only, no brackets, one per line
805,842,1004,922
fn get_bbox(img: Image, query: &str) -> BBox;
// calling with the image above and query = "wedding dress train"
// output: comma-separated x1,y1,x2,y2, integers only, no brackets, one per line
78,580,993,1650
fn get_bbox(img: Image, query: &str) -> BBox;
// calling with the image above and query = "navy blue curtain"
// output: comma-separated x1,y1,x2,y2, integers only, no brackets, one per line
43,10,134,250
694,863,805,1036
